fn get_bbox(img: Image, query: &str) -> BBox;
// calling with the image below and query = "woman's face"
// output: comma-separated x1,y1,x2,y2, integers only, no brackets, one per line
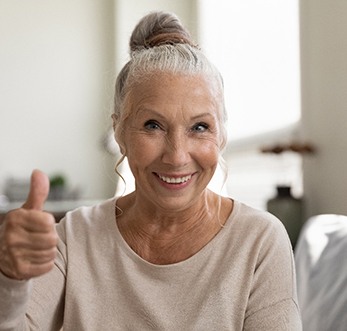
120,72,223,212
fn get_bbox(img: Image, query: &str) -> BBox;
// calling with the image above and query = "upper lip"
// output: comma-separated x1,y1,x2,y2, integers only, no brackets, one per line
154,172,194,178
155,173,194,184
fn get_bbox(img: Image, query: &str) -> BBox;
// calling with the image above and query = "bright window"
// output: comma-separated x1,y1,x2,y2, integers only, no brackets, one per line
197,0,302,209
197,0,301,140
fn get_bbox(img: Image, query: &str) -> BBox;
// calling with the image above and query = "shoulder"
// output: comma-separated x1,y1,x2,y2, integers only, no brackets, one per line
55,198,116,242
230,200,289,240
222,200,293,265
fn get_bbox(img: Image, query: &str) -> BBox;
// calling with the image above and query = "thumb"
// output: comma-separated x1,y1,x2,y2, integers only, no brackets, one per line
22,169,50,210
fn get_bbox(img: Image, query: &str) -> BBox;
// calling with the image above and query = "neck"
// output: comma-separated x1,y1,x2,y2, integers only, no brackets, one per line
116,190,229,264
118,189,217,228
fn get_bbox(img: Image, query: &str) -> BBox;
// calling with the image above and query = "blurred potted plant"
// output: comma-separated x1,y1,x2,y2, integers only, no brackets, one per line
49,174,66,200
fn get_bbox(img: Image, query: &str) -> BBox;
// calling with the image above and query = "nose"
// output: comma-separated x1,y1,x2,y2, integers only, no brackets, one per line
161,131,191,166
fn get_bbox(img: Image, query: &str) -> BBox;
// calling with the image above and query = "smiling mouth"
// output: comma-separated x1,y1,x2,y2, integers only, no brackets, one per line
156,174,192,184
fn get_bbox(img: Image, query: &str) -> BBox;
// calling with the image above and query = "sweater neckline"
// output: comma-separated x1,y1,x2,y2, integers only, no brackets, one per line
110,197,239,269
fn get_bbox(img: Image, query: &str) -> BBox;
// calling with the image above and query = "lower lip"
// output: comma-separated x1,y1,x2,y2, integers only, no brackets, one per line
155,174,194,190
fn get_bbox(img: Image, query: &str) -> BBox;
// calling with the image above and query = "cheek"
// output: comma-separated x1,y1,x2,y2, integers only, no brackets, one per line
193,139,220,168
125,135,162,166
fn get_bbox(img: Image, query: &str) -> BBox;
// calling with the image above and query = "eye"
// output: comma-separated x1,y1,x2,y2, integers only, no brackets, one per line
144,120,161,130
191,122,209,132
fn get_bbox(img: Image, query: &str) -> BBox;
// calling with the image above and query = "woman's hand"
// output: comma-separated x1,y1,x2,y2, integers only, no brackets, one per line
0,170,58,280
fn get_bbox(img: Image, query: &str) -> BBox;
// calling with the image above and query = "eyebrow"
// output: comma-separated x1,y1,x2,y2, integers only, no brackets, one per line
190,112,216,121
138,108,216,121
137,108,166,120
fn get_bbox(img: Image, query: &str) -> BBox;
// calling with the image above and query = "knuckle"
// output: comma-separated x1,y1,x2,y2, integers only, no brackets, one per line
10,250,25,266
40,213,56,231
15,264,27,277
45,230,59,246
3,231,21,248
53,232,59,245
3,210,23,228
10,258,28,279
47,235,58,247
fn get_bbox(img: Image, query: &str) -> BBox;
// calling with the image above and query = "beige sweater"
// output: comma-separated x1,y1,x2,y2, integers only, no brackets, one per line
0,198,302,330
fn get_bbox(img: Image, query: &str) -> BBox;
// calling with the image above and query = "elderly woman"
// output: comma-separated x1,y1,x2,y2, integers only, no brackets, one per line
0,12,301,330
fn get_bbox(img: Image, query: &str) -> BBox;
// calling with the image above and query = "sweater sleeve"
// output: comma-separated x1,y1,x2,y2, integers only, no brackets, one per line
0,273,31,330
243,215,302,331
0,228,67,331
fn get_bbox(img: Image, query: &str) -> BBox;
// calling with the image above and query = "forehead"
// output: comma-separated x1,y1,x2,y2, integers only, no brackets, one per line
128,72,221,119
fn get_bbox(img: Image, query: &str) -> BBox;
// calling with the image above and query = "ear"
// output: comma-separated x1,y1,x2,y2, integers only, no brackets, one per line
118,144,126,156
111,113,118,131
219,137,227,151
218,126,227,151
112,114,126,155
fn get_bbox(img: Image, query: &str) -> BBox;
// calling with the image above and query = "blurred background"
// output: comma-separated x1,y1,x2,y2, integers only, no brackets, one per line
1,0,347,225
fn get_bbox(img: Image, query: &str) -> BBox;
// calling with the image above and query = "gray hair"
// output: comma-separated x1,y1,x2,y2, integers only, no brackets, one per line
113,12,227,150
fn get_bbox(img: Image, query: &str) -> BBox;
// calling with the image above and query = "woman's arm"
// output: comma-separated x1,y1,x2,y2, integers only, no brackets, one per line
0,245,66,331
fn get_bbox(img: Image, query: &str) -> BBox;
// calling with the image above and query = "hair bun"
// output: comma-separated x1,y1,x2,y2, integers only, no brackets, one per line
129,11,196,52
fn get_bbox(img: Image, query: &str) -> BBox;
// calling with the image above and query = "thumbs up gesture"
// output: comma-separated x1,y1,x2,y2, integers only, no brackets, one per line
0,170,58,280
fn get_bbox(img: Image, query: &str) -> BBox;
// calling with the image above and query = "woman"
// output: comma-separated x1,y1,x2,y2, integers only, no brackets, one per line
0,12,302,330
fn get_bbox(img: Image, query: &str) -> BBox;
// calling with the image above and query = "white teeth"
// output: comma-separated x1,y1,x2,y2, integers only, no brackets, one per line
158,174,191,184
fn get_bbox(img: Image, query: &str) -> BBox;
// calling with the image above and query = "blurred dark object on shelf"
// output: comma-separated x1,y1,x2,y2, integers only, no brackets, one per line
261,142,315,155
